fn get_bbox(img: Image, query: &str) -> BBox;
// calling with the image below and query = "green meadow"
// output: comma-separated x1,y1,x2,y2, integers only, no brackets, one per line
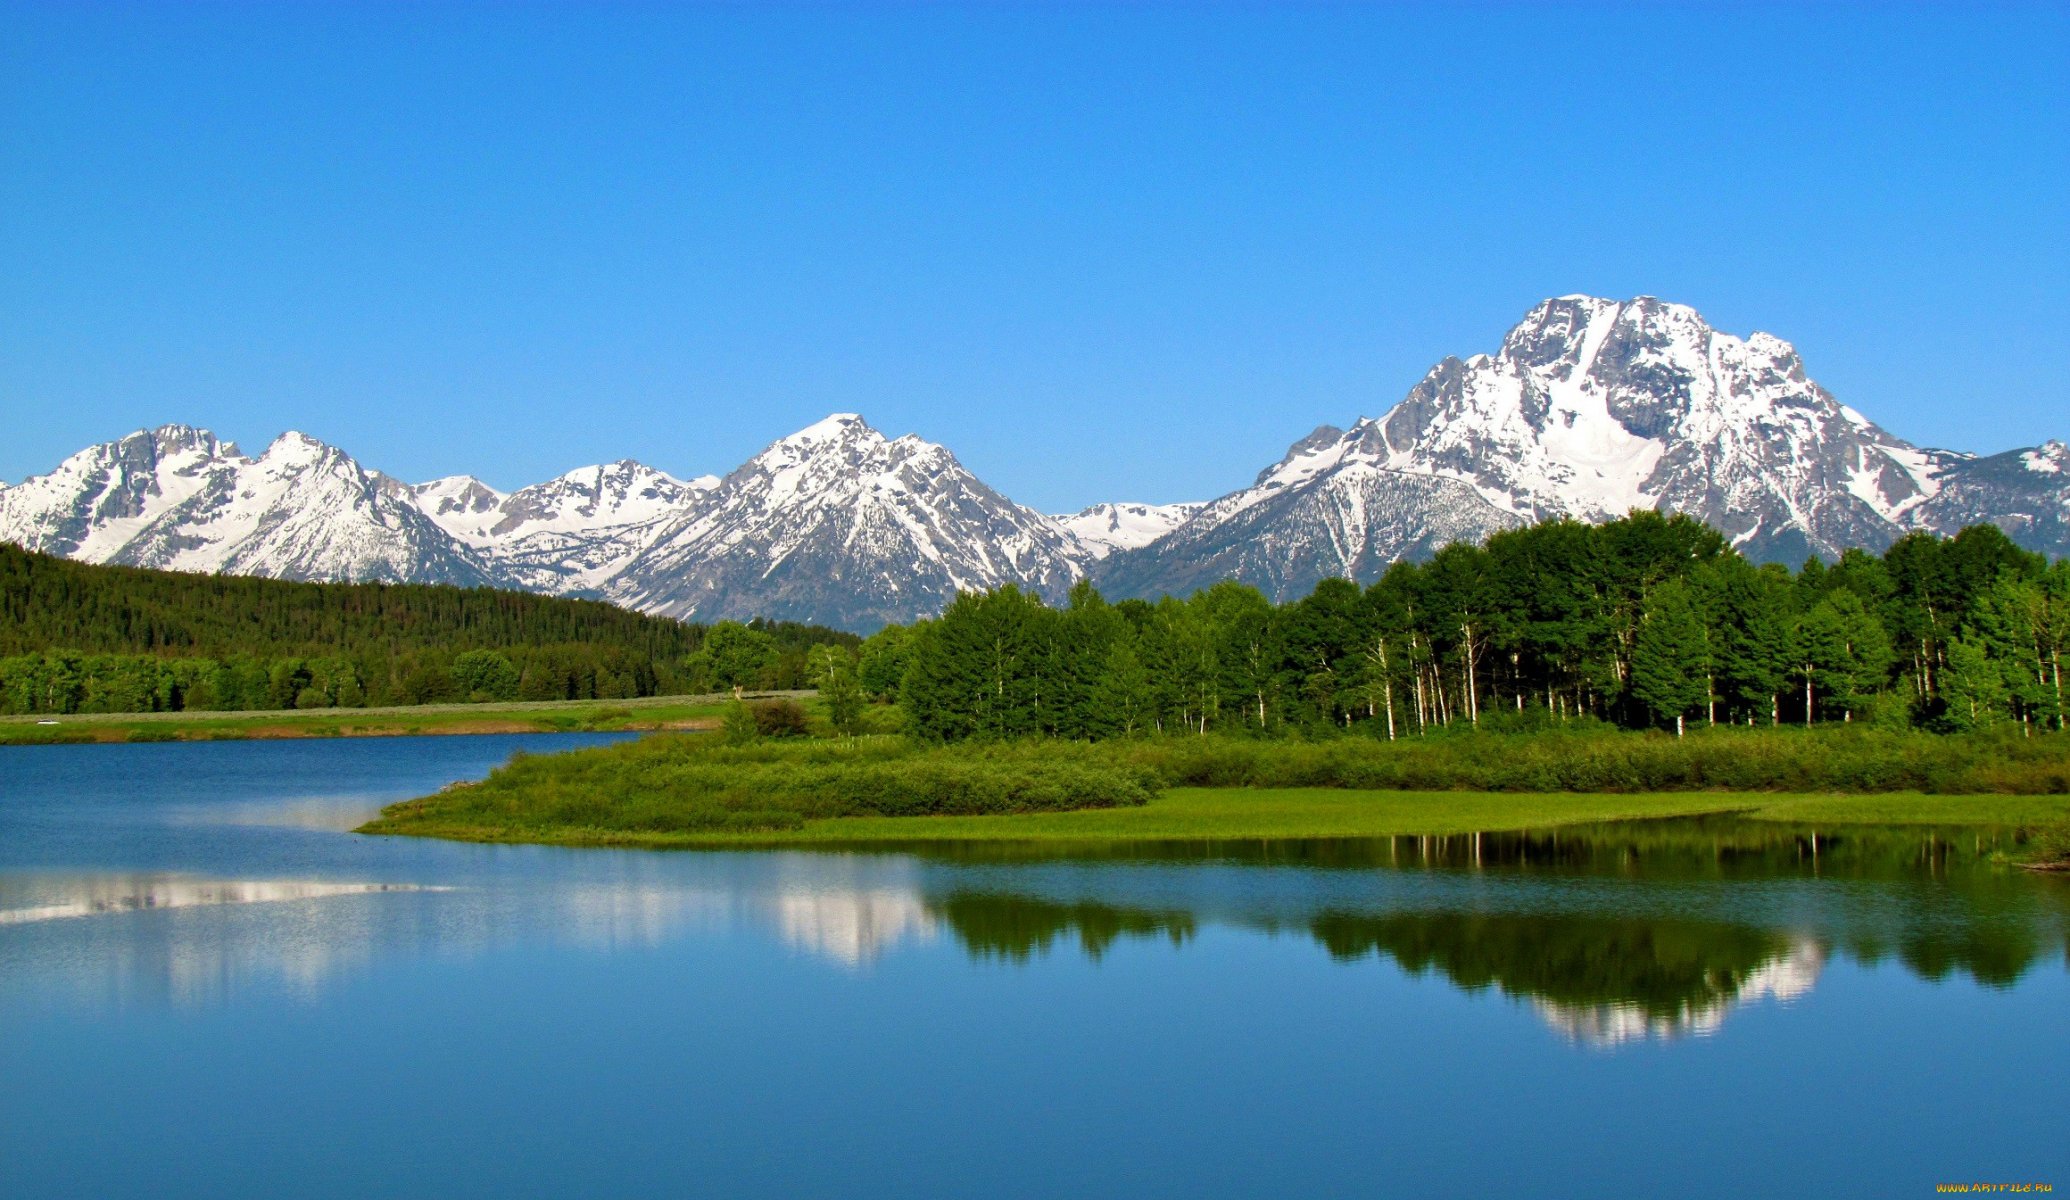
358,726,2070,856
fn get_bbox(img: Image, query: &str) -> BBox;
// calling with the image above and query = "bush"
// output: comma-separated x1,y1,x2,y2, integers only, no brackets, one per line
751,699,810,739
2029,819,2070,865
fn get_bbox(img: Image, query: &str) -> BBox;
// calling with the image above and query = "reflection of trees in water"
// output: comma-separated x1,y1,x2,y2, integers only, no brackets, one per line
1310,910,1822,1046
1310,911,1788,1015
930,893,1195,962
900,818,2038,880
924,867,2068,1043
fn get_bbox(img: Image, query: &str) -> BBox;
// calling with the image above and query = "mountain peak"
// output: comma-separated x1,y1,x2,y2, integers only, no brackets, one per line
262,430,339,465
785,412,874,441
2024,441,2068,474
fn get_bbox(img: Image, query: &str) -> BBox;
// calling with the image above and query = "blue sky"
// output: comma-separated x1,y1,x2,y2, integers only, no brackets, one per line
3,2,2065,510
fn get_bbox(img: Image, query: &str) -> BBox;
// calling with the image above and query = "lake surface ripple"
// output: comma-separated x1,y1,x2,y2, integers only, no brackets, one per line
2,737,2064,1199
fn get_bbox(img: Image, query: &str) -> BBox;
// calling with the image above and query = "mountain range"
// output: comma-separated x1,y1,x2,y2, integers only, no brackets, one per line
5,296,2064,630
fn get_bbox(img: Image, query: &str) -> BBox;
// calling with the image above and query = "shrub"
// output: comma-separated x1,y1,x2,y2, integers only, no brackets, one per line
751,699,811,739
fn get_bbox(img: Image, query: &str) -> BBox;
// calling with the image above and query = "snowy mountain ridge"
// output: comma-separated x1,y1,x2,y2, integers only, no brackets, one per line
4,295,2065,626
1054,501,1205,559
0,425,493,585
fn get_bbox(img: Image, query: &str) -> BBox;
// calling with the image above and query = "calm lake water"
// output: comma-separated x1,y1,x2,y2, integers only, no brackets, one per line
2,737,2065,1199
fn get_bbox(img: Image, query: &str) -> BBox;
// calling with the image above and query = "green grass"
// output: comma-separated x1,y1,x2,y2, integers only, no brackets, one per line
353,725,2070,850
360,733,1157,838
361,784,2070,849
0,692,775,744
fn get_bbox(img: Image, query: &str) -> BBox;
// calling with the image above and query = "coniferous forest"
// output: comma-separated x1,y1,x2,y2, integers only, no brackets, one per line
0,545,856,714
869,513,2069,741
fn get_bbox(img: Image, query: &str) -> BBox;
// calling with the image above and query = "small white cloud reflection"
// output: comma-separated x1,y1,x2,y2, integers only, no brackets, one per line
1532,937,1826,1048
544,855,941,965
555,883,736,951
165,796,393,831
773,887,938,967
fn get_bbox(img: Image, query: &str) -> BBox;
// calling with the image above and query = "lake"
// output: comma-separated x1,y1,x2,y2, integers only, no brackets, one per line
2,736,2064,1199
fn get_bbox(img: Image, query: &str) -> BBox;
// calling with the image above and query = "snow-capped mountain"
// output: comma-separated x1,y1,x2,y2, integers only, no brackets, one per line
1369,295,1943,561
406,461,715,547
6,296,2064,627
401,461,719,594
1094,425,1524,601
1909,440,2070,556
1055,501,1203,559
1101,296,2070,600
605,414,1087,628
0,426,492,584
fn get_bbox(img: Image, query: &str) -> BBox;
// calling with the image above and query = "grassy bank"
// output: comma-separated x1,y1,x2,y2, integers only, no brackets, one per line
361,784,2070,848
0,692,792,744
1089,725,2070,795
364,735,1155,837
357,728,2070,849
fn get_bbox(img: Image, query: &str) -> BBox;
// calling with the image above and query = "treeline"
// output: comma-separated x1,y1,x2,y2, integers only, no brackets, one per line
862,513,2068,740
0,545,856,714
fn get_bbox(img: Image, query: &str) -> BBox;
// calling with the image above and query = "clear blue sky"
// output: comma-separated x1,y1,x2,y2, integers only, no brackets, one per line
3,2,2065,510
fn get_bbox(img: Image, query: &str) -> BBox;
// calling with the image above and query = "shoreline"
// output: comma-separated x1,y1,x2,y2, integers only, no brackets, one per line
356,787,2070,852
0,692,804,744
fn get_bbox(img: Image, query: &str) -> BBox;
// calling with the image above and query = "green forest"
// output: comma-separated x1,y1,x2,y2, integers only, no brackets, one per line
864,513,2068,741
0,545,856,714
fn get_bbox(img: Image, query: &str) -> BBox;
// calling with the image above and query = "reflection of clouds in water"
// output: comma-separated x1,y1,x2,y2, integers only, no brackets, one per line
0,874,441,925
0,858,944,1010
1533,937,1826,1048
0,874,424,1007
557,883,735,951
166,796,394,831
551,856,940,965
774,888,938,967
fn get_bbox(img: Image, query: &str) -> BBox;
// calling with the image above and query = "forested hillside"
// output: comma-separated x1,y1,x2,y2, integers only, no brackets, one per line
0,545,856,714
867,514,2068,740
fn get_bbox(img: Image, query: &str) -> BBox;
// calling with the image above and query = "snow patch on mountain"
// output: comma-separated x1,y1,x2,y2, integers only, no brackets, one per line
1055,501,1204,558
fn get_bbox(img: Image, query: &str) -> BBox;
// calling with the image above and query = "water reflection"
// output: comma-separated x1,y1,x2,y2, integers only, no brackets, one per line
776,887,938,965
1532,940,1825,1047
1,811,2064,1046
0,872,441,924
1311,911,1825,1046
932,892,1196,962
